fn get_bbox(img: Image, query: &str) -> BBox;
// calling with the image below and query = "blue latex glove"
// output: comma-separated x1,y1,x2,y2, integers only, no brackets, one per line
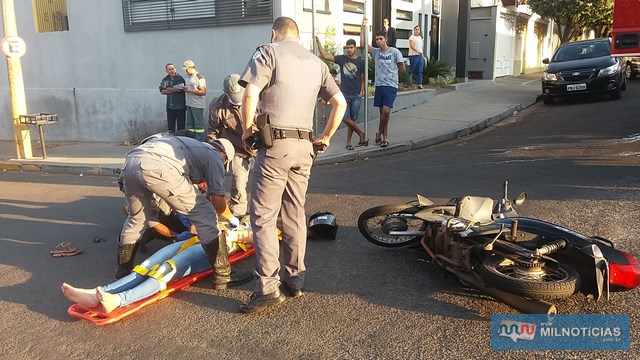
175,230,194,242
177,214,192,228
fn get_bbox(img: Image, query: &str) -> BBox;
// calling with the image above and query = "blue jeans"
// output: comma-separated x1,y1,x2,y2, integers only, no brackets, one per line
101,240,209,307
409,55,424,85
343,93,362,121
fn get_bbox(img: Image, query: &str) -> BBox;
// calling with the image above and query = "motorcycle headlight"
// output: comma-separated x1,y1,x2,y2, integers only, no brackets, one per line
598,63,619,76
543,72,558,81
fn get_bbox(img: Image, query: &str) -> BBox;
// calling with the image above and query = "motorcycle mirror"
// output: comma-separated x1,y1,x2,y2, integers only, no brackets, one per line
416,194,434,206
514,192,527,205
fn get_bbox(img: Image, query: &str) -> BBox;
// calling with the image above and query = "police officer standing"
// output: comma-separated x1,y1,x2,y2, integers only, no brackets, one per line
117,134,251,290
237,17,347,313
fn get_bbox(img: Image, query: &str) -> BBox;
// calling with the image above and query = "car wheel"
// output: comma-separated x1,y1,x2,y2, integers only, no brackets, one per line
625,62,633,79
543,95,554,105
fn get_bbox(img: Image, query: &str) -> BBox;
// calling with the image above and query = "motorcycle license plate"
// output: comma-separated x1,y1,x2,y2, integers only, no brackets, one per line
567,83,587,91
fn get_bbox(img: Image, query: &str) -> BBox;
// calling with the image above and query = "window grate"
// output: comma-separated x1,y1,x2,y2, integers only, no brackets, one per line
122,0,273,32
33,0,69,33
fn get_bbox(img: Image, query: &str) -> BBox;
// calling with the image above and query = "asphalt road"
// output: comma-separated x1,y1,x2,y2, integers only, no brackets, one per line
1,80,639,359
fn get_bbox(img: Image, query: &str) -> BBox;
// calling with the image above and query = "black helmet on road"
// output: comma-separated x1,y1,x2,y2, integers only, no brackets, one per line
308,211,338,240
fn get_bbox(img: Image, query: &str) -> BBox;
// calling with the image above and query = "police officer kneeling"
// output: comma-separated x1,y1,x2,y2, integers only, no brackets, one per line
117,133,251,289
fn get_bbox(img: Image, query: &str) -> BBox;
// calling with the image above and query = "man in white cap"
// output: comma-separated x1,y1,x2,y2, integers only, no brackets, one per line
208,74,257,218
117,132,251,290
182,60,207,141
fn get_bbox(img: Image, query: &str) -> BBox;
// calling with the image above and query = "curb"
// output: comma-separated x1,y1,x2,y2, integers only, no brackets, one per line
0,97,540,175
314,103,526,166
0,161,122,176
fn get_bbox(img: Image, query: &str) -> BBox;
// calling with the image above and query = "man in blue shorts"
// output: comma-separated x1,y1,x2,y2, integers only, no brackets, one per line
361,17,405,147
315,37,368,150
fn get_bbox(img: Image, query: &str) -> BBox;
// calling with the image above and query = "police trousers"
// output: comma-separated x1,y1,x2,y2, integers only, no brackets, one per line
250,138,315,294
120,154,219,247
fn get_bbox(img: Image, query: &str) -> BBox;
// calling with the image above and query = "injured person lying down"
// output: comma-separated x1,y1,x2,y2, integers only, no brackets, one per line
61,221,253,314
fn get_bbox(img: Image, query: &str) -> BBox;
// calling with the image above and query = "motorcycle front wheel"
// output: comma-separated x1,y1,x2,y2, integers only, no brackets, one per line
357,204,426,247
477,257,581,300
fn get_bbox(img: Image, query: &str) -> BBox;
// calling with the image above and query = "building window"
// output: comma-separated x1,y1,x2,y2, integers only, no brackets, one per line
343,23,361,36
343,0,364,14
32,0,69,33
396,28,411,40
303,0,330,13
121,0,273,32
396,9,413,21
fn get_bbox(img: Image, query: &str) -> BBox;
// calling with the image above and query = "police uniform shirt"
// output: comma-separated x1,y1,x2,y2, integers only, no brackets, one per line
208,94,257,158
126,135,225,197
239,38,341,130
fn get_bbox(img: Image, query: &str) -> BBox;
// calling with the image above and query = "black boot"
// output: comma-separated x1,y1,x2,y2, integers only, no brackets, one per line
202,233,253,290
115,242,139,279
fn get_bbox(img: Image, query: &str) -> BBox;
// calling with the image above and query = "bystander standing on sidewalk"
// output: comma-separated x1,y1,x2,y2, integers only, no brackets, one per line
408,26,425,89
316,36,368,150
207,74,256,217
361,16,405,148
159,63,187,133
183,60,207,141
372,17,397,48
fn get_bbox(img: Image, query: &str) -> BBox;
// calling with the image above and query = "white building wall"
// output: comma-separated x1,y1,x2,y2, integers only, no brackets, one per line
0,0,272,142
0,0,438,143
494,6,514,77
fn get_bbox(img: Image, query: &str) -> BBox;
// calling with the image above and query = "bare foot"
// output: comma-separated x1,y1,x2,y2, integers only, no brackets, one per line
97,287,121,314
61,283,100,308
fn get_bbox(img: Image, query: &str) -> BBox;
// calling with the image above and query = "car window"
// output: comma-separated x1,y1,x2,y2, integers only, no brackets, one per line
552,41,610,62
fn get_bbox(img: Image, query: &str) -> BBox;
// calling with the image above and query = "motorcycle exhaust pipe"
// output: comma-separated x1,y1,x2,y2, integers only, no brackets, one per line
451,269,558,315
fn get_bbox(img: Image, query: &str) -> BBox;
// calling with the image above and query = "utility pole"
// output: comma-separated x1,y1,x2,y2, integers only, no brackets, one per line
1,0,32,158
311,0,318,136
362,0,369,138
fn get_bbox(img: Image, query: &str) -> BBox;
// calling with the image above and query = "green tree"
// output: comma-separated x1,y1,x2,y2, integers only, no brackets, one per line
320,25,338,72
582,0,613,38
527,0,613,43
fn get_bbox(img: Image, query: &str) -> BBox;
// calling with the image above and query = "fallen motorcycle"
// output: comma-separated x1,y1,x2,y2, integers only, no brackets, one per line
357,181,640,314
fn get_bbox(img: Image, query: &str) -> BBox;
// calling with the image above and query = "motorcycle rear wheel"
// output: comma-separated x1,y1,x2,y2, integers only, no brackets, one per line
357,204,426,247
478,256,580,300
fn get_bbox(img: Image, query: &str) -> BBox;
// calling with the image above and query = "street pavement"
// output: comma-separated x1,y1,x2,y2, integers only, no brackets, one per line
0,73,542,176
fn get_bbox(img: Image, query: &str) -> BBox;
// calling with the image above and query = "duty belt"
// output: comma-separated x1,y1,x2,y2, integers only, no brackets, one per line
272,127,314,141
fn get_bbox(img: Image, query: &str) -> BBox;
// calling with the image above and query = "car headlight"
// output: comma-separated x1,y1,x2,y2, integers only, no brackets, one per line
543,72,557,81
598,63,619,76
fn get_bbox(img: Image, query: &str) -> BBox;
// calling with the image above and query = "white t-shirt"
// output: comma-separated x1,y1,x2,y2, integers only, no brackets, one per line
409,35,424,57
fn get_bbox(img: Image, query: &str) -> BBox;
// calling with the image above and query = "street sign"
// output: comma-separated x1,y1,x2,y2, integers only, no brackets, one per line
1,36,27,58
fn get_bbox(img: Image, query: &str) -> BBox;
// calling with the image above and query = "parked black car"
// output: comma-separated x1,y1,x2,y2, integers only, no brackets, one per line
542,38,626,104
626,57,639,79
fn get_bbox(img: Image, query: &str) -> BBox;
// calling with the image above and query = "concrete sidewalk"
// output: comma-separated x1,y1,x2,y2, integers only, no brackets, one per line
0,73,542,176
